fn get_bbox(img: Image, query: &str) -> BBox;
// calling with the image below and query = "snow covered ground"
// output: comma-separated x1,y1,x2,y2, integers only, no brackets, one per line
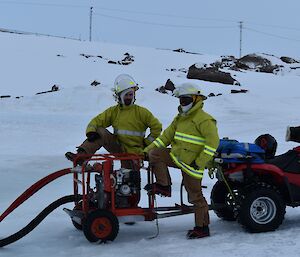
1,32,300,257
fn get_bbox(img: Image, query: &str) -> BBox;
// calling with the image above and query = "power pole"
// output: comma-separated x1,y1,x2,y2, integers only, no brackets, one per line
239,21,243,58
89,7,93,42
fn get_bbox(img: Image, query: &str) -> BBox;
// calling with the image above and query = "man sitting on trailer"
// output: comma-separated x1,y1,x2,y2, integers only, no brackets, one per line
144,82,219,239
65,74,162,168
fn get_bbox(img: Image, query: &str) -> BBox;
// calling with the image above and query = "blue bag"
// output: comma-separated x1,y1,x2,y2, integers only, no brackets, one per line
216,139,265,164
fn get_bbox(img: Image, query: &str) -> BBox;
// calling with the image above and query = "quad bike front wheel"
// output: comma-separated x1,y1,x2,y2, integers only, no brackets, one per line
83,209,119,243
238,184,286,232
210,181,239,221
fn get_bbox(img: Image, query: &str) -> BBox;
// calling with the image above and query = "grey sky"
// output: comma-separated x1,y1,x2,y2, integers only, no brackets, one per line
0,0,299,57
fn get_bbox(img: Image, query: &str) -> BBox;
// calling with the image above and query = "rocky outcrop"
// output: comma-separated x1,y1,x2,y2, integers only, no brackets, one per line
172,48,201,55
231,89,248,94
235,54,282,73
187,53,300,86
90,80,101,86
156,79,175,94
107,52,134,65
80,52,134,65
36,85,59,95
187,64,240,85
280,56,299,64
0,95,11,98
212,53,300,74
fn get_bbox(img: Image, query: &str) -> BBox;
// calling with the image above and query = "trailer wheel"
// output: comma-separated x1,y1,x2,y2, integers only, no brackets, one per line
72,201,97,230
210,181,238,221
238,184,286,232
83,210,119,243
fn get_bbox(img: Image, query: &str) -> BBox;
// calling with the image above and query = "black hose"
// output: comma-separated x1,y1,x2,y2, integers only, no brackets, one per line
0,194,81,247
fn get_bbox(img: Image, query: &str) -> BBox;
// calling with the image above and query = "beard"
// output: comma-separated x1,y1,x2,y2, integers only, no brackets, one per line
123,98,133,106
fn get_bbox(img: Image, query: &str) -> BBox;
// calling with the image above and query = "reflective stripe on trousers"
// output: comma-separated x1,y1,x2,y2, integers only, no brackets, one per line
170,152,203,180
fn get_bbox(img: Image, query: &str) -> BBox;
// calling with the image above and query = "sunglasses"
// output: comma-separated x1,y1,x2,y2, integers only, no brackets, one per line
179,96,193,106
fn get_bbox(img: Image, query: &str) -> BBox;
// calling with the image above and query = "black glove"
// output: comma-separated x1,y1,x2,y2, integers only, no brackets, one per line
189,161,199,170
143,152,149,161
86,132,100,142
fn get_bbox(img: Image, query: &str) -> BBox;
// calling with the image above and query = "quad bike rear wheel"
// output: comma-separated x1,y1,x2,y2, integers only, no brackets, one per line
83,209,119,243
238,184,286,232
211,181,239,221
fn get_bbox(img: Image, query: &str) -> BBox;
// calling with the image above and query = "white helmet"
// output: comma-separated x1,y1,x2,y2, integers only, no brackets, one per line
113,74,139,94
173,82,207,99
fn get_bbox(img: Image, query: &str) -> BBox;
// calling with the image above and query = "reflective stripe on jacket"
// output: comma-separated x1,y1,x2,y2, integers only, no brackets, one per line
86,104,162,154
145,101,219,179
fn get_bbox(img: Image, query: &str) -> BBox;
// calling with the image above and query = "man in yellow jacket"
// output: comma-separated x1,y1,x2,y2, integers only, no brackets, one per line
66,74,162,166
144,82,219,239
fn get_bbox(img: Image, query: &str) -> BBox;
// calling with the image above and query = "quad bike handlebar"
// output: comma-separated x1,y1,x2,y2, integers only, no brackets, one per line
286,126,300,143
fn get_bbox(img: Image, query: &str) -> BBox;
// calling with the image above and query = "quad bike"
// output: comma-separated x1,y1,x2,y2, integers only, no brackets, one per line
211,126,300,233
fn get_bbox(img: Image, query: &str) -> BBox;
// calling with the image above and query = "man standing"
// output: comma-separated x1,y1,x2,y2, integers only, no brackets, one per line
144,82,219,239
66,74,162,166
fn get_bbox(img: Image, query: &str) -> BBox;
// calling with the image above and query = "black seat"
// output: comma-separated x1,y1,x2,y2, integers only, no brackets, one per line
267,150,300,174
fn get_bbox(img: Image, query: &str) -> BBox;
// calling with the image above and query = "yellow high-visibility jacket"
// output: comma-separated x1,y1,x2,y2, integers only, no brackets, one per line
145,101,219,179
86,104,162,155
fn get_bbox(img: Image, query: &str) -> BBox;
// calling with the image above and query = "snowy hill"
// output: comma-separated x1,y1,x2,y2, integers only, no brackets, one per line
1,32,300,257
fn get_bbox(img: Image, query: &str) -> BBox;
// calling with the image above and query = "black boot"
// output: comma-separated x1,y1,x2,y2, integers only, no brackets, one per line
65,148,87,165
144,183,171,197
186,226,210,239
